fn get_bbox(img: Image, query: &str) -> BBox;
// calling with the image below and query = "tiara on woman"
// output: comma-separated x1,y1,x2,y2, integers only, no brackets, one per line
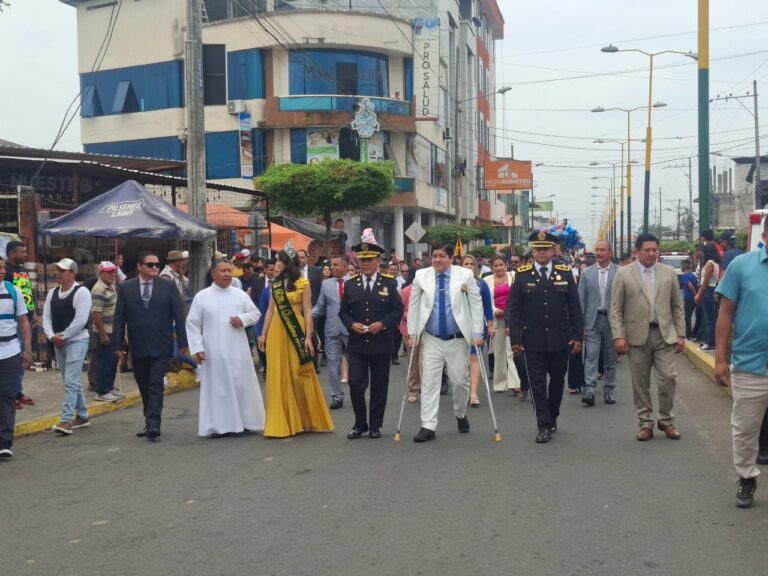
284,238,297,259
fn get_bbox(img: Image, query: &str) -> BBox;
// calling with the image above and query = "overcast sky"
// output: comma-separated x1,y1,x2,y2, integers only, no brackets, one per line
2,0,767,245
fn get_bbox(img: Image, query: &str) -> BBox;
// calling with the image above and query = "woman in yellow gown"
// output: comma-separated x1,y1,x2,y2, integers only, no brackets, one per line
257,248,334,437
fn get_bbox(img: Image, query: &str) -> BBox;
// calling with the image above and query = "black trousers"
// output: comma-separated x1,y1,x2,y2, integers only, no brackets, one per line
348,351,391,430
513,355,529,391
0,353,20,450
392,331,403,360
133,356,170,429
760,409,768,453
524,350,568,429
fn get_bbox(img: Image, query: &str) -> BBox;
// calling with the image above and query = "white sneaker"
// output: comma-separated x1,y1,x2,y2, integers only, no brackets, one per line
698,344,713,351
109,389,126,399
0,448,12,458
95,393,120,402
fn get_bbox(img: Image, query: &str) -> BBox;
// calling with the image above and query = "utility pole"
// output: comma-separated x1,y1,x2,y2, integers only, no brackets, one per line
688,157,693,242
453,46,462,225
697,0,710,233
658,186,662,238
185,0,208,295
677,198,682,241
754,79,761,209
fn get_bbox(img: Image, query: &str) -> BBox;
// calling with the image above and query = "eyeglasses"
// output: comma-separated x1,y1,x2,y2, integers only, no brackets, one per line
142,262,161,268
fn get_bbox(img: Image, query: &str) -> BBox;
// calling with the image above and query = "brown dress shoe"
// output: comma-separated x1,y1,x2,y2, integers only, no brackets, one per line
657,422,681,439
636,427,653,441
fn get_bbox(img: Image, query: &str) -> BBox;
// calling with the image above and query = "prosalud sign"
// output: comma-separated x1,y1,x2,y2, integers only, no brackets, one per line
413,17,440,120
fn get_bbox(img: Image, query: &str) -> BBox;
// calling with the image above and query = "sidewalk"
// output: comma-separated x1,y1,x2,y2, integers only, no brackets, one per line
14,365,199,438
683,342,717,383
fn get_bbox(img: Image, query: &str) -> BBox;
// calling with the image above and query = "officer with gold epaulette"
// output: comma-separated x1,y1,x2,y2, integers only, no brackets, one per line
506,229,584,443
339,239,403,439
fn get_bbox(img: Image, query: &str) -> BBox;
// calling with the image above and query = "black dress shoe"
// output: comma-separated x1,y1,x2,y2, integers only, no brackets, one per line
457,416,470,433
414,428,436,443
330,399,343,410
604,391,616,404
347,426,368,440
146,427,161,440
581,391,595,406
758,450,768,466
136,428,148,438
535,428,552,443
369,428,382,439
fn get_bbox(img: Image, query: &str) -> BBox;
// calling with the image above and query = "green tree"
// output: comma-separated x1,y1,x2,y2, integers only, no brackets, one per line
469,245,498,259
256,159,394,255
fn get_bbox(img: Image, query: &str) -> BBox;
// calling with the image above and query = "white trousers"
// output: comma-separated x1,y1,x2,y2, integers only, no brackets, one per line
419,333,470,431
491,317,520,391
731,370,768,479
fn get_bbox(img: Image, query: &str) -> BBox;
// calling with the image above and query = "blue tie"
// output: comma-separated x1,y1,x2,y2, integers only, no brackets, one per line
438,273,448,339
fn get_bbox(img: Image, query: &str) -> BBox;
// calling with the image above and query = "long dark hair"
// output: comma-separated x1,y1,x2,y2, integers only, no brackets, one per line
701,242,721,265
402,266,417,288
275,250,301,291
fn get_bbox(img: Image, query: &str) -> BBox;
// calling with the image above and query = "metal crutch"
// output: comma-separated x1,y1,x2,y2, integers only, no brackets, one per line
466,292,502,442
394,339,417,442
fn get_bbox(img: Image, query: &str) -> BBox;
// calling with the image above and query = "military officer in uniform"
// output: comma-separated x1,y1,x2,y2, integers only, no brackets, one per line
339,240,403,439
506,229,584,443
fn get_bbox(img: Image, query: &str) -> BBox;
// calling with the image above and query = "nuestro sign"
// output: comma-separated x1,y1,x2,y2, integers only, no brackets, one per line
413,17,440,120
485,159,533,191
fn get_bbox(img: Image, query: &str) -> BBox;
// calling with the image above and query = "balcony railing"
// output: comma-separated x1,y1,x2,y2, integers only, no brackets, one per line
278,95,411,116
202,0,437,23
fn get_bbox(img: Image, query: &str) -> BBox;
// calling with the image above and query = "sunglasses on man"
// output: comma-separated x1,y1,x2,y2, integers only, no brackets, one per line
141,262,161,268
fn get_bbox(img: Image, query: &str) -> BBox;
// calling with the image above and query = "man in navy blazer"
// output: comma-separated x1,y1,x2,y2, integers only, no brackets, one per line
112,251,188,439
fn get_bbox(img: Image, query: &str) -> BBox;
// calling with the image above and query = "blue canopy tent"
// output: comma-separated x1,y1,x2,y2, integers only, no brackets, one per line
39,180,216,240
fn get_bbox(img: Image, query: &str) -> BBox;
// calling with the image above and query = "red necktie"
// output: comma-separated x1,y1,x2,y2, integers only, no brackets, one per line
338,278,344,299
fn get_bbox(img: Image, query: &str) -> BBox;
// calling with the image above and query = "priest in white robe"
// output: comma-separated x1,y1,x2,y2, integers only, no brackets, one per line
187,260,266,437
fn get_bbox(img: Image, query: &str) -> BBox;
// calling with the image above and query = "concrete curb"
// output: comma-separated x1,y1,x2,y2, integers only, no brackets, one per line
682,341,715,382
14,376,200,439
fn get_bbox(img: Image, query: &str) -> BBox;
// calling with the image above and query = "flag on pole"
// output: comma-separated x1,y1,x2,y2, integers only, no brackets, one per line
454,234,465,257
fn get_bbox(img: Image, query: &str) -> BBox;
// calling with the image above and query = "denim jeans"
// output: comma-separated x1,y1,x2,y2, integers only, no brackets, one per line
702,287,719,348
54,338,89,423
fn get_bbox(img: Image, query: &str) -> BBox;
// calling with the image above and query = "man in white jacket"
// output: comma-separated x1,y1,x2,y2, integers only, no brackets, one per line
407,243,484,442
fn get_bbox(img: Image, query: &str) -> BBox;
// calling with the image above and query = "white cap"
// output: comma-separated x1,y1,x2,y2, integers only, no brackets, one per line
241,249,251,257
55,258,78,273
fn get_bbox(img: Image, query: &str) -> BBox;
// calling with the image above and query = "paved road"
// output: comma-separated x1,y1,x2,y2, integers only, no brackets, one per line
3,355,767,576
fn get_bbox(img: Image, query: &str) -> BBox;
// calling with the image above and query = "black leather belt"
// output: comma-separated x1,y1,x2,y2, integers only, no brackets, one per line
597,310,608,315
649,322,659,328
426,330,463,341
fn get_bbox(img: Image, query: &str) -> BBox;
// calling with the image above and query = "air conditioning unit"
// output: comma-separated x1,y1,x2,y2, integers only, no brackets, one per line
227,100,246,114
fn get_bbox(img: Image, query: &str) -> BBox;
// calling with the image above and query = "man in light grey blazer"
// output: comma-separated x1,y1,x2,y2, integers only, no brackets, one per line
313,256,349,409
578,240,618,406
611,233,686,441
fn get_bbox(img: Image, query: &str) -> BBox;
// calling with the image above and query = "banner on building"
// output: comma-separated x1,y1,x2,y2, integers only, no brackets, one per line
239,112,253,180
484,159,533,191
413,17,440,120
307,128,340,164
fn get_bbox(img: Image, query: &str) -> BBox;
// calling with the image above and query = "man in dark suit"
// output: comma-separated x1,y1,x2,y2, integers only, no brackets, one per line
112,251,188,440
339,241,403,439
507,230,584,443
297,249,323,371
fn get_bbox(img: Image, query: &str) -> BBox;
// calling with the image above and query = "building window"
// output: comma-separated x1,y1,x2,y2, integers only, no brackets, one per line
83,136,184,160
228,49,265,100
80,61,184,117
290,128,307,165
403,58,413,102
205,131,240,179
252,128,267,176
203,44,227,106
289,49,388,97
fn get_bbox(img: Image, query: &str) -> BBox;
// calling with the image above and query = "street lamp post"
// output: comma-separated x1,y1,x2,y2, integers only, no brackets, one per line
592,105,664,253
591,176,616,252
591,190,611,246
601,45,697,234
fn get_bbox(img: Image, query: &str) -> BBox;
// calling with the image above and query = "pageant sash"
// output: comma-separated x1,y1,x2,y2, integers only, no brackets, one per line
272,280,313,365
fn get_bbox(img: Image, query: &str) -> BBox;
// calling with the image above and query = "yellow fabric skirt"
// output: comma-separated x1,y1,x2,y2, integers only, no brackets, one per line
263,306,334,438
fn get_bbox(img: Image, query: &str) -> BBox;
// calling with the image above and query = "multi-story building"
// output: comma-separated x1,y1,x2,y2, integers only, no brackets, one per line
62,0,505,258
